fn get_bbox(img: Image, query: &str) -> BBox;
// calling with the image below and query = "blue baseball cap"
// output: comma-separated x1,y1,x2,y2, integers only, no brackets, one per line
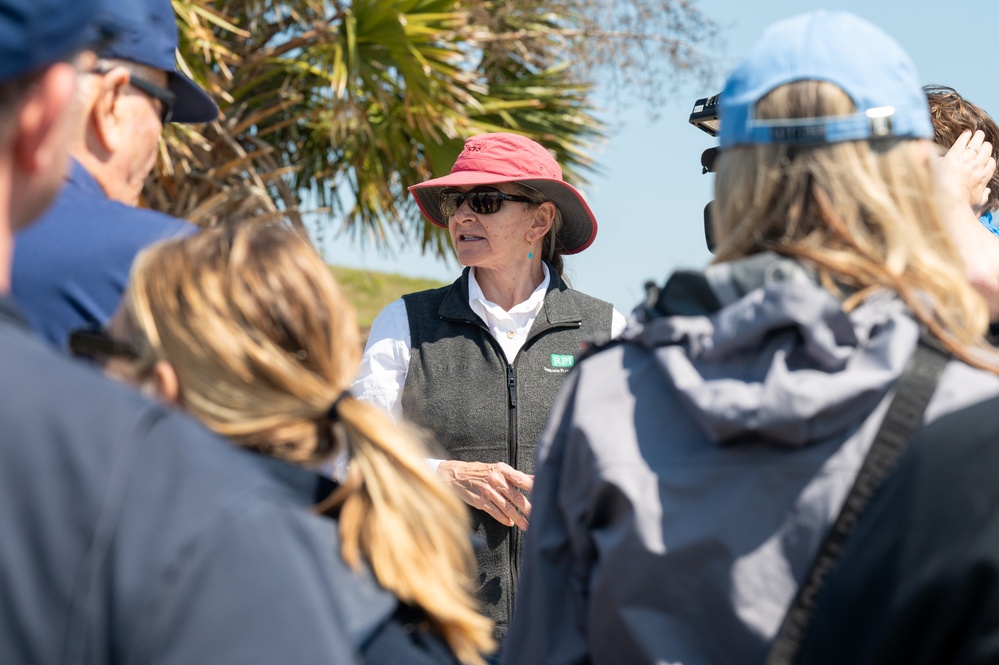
99,0,218,123
719,11,934,149
0,0,130,83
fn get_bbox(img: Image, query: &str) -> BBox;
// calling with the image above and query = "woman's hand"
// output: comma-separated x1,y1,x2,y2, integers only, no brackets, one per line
938,129,995,216
436,460,534,530
933,129,999,320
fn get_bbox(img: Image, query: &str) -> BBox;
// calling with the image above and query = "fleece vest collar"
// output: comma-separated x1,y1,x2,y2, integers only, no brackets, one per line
436,267,585,331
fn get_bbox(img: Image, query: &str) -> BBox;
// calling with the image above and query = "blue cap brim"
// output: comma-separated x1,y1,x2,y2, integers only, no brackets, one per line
168,71,218,123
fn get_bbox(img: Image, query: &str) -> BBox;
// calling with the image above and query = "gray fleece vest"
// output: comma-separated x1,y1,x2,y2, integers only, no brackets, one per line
402,267,613,637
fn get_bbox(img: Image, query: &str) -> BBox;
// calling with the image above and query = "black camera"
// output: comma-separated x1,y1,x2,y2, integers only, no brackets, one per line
632,93,723,321
689,94,721,137
689,94,721,252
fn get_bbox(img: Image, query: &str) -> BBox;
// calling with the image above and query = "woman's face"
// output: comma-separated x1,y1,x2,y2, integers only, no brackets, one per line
445,184,545,271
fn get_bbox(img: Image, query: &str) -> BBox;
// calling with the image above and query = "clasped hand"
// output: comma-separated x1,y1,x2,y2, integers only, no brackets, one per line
436,460,534,530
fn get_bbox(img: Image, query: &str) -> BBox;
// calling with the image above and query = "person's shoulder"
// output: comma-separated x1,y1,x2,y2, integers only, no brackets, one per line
0,315,144,420
373,298,408,321
928,357,999,423
88,196,195,240
546,269,611,309
908,394,999,481
0,322,374,664
560,287,613,311
0,321,247,557
866,393,999,541
1,322,332,553
402,277,460,305
569,319,667,392
400,276,466,327
22,186,193,247
546,277,615,332
793,394,999,665
0,317,303,512
25,171,197,242
0,319,205,472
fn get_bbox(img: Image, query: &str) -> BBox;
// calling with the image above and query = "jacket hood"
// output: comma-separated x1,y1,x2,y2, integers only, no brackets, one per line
629,252,920,446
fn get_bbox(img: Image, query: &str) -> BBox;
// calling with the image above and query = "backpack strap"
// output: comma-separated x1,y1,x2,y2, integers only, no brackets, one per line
764,338,950,665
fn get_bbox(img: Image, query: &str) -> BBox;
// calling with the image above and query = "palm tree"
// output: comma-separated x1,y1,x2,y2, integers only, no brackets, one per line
147,0,716,256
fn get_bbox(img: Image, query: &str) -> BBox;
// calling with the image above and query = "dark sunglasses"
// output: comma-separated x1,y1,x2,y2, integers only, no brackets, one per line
438,187,536,217
90,66,176,124
68,325,141,366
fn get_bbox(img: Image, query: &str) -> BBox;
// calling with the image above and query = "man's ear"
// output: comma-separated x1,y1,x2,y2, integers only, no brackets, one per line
150,359,182,405
88,66,131,155
12,63,77,175
8,62,78,229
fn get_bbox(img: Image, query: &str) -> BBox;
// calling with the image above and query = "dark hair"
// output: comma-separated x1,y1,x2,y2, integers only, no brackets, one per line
925,84,999,211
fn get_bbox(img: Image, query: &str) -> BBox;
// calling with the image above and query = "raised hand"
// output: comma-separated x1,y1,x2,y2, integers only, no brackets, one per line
938,129,996,216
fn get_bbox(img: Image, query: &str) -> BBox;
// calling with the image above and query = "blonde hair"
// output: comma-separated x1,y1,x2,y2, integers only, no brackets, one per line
122,224,495,664
713,80,996,370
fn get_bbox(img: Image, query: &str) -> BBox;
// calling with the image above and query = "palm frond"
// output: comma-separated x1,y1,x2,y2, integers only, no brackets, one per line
148,0,717,257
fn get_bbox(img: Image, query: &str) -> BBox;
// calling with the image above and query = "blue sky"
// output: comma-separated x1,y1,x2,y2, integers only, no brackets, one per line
313,0,999,315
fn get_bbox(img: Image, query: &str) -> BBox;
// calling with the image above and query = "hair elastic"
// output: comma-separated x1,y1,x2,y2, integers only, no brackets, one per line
327,390,351,421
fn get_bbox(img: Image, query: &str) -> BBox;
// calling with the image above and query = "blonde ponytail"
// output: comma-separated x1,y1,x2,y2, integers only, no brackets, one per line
121,223,495,663
321,398,495,664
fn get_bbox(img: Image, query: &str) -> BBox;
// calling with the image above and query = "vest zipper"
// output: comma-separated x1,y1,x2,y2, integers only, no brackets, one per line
506,361,520,596
506,361,518,489
456,315,577,611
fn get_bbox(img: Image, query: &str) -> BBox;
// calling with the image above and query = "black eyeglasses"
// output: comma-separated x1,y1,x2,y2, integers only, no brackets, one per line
438,187,536,217
68,325,141,366
90,66,176,124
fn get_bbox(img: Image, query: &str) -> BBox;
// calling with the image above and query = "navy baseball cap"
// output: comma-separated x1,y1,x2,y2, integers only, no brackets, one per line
99,0,218,123
719,11,933,149
0,0,130,83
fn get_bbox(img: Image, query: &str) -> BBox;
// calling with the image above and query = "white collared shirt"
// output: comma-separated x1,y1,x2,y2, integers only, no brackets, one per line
350,266,627,471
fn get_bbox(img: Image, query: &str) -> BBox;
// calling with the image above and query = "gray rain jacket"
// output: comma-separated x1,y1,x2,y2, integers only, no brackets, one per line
502,253,999,665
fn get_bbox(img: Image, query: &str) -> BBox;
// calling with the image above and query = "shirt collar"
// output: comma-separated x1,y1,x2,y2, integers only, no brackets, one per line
66,158,107,198
468,263,551,316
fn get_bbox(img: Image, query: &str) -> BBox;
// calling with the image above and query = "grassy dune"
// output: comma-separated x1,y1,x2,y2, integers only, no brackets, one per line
330,265,447,337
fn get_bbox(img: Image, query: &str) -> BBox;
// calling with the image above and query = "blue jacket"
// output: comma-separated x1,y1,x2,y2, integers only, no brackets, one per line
0,295,379,664
11,159,194,350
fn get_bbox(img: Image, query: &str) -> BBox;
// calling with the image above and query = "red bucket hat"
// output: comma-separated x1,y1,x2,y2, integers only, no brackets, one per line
408,133,598,255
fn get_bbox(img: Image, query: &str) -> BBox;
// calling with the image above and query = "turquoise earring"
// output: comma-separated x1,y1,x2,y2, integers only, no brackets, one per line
528,251,534,259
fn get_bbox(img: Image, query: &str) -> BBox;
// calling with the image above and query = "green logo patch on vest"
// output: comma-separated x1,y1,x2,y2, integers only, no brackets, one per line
550,354,575,368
